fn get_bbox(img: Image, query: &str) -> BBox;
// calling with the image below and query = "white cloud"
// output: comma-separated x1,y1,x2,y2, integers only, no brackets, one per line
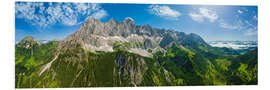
253,15,258,21
90,10,107,20
199,8,218,22
245,28,258,36
189,7,257,36
218,19,257,36
219,20,239,30
238,10,243,14
244,20,257,36
189,8,218,23
15,2,107,27
218,19,247,31
189,13,204,22
149,5,181,20
15,2,45,26
245,20,256,29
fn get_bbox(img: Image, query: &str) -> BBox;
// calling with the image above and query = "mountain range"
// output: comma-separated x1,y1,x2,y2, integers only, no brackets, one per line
15,17,258,88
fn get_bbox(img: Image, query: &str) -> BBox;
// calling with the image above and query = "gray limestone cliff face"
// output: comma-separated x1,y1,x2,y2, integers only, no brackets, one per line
59,17,209,57
114,52,148,86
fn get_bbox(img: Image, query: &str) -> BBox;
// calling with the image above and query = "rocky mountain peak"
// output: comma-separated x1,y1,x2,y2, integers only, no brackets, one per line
84,17,100,26
180,33,209,47
61,17,209,57
17,36,40,49
86,17,98,22
123,17,135,25
124,17,134,22
108,18,117,24
187,33,206,43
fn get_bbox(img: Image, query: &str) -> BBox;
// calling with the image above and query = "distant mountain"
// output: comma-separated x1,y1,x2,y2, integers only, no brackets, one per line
38,40,49,44
17,36,40,49
208,41,257,54
15,18,258,88
16,36,41,56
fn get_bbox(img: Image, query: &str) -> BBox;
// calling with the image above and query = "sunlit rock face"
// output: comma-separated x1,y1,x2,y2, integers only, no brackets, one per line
61,17,208,57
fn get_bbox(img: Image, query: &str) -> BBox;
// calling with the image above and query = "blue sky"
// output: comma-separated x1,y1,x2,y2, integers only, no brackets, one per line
15,2,258,43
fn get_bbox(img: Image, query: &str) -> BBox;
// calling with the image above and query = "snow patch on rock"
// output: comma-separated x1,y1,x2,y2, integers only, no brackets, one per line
39,54,59,76
128,48,152,58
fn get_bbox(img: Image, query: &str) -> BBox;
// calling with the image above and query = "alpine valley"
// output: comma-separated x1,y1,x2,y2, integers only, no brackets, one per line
15,18,258,88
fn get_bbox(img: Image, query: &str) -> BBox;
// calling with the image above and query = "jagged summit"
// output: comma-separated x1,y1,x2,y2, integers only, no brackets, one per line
125,17,134,21
83,17,101,26
60,17,209,57
123,17,135,24
108,18,117,24
85,17,134,25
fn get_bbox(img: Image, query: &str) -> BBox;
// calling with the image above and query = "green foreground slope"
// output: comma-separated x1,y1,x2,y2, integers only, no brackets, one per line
15,40,257,88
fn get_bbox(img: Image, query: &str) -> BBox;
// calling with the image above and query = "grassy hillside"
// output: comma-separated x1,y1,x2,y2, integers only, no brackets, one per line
15,41,258,88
